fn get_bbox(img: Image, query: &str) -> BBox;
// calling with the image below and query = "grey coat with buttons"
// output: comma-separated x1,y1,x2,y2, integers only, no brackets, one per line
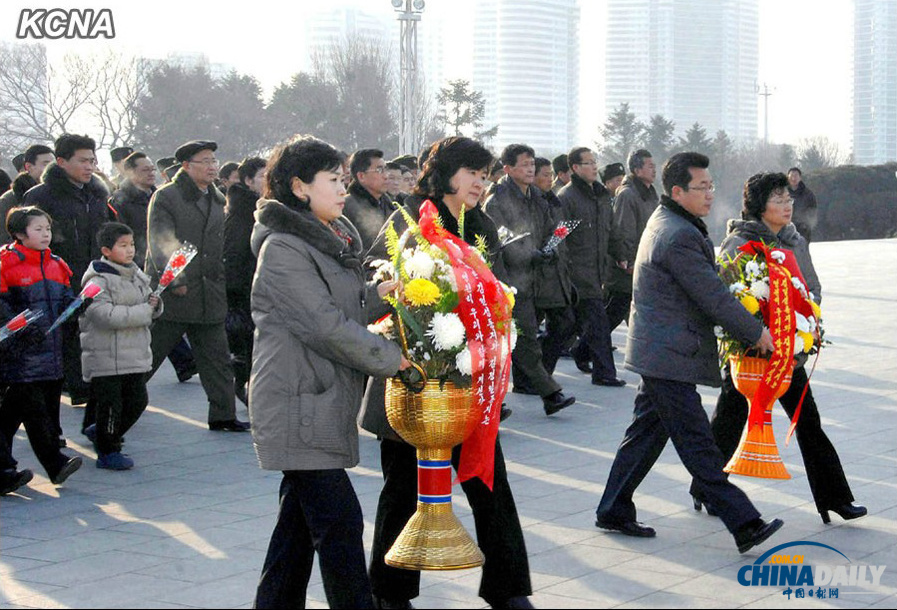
248,199,402,471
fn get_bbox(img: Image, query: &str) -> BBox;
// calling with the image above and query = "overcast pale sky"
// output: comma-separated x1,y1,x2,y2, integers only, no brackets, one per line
0,0,853,153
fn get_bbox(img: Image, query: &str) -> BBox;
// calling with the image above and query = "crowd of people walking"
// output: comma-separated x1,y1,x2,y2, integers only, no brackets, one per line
0,129,864,609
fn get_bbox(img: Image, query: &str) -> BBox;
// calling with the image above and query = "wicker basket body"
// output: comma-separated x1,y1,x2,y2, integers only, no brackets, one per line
724,355,793,479
383,378,485,570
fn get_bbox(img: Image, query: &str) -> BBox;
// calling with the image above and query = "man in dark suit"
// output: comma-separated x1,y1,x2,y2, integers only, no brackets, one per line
594,152,783,554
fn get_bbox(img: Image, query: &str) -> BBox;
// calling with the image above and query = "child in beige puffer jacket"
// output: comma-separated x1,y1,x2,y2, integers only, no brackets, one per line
80,222,162,470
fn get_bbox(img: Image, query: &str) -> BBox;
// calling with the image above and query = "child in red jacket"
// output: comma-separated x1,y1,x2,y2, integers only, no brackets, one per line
0,207,82,486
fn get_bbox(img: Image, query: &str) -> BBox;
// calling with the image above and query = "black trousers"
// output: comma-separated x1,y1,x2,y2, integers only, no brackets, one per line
148,320,236,424
539,305,578,375
702,365,854,512
90,373,149,455
604,289,632,333
62,322,90,403
0,379,69,479
512,298,560,397
597,376,761,535
369,438,532,605
255,469,373,609
572,297,618,383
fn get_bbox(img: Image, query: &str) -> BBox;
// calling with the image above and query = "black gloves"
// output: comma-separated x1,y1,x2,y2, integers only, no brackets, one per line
532,249,558,265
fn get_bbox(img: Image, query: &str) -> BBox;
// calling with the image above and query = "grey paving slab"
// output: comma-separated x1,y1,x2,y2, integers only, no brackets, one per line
0,238,894,608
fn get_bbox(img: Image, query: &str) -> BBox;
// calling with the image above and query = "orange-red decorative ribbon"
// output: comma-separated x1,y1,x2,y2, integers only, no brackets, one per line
737,242,795,430
418,200,513,490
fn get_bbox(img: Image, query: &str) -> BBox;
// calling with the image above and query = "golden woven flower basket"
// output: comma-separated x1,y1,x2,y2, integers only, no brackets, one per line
724,355,793,479
384,377,485,571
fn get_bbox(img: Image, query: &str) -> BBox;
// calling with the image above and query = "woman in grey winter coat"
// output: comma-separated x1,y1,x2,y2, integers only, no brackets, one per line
249,136,408,610
693,172,865,525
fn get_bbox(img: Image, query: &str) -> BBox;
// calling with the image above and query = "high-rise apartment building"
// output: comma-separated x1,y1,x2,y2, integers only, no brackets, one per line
854,0,897,164
605,0,758,143
472,0,579,156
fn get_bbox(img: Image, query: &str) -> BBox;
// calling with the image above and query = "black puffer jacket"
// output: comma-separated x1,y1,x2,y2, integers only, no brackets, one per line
224,183,259,311
22,163,111,290
110,179,154,268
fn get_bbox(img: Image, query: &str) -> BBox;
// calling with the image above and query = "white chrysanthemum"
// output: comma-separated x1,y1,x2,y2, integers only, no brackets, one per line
713,325,724,339
440,266,458,292
794,312,811,333
729,282,746,295
744,260,761,279
749,281,769,300
369,259,394,282
404,249,436,279
770,250,786,264
456,347,473,376
510,324,518,351
794,333,804,356
426,312,466,351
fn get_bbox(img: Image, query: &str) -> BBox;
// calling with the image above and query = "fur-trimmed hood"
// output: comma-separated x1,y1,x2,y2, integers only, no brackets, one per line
40,162,109,200
251,199,364,268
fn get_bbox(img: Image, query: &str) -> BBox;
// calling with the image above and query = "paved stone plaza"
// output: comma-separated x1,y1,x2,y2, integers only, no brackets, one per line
1,238,895,609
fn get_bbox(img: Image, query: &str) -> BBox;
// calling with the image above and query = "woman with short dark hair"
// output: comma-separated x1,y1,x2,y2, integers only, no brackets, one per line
691,171,866,525
361,136,534,610
249,135,409,608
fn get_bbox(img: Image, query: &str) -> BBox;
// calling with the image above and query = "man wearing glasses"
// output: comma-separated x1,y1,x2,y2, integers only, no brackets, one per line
343,148,395,251
23,134,112,408
145,140,249,432
595,152,783,554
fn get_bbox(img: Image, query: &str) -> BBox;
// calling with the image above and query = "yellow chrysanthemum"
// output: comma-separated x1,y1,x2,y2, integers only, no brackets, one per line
739,294,760,315
404,278,441,307
505,289,515,311
809,300,822,321
797,330,815,353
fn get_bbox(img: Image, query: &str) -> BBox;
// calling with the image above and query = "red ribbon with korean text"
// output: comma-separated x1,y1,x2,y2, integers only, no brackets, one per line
418,200,513,490
737,242,796,430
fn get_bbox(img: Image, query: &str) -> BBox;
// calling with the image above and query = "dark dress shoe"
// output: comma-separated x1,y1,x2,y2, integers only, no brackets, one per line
593,377,626,387
735,518,784,553
575,360,593,374
595,516,656,537
0,469,34,495
820,503,867,524
209,419,250,432
500,406,513,422
373,596,415,609
543,391,575,415
491,596,535,609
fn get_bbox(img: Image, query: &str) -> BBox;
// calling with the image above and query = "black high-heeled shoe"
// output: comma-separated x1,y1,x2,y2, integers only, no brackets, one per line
820,503,867,524
691,494,720,517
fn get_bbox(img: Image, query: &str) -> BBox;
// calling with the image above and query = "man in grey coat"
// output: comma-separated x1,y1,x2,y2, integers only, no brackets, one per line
145,140,248,431
594,152,784,554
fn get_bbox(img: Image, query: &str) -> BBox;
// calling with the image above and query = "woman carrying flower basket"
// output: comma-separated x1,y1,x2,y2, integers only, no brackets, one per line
691,172,865,525
249,136,411,609
360,137,534,609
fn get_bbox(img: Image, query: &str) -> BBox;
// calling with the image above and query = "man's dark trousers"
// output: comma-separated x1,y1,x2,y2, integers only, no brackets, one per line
148,320,236,424
512,297,561,397
572,297,618,383
540,305,577,375
597,376,761,535
604,289,632,333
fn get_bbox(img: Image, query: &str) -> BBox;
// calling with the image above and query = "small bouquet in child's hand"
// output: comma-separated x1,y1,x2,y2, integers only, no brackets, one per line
541,219,581,254
45,282,103,335
0,309,44,342
153,242,198,297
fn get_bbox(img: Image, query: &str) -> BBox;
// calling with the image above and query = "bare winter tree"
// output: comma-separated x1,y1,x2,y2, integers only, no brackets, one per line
797,136,848,172
0,43,97,147
85,51,152,149
312,37,399,154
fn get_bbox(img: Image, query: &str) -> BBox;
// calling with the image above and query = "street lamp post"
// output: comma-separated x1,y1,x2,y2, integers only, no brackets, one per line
392,0,425,155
